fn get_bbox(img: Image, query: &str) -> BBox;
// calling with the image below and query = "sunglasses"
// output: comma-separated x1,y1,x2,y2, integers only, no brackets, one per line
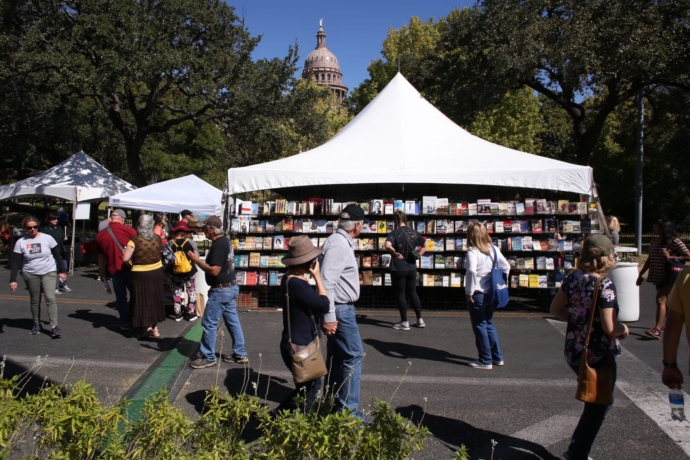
25,225,39,230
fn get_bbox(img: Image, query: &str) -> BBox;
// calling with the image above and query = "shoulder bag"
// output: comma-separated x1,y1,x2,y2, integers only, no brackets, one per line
489,246,509,309
575,276,615,405
106,226,132,267
285,276,328,384
403,228,421,262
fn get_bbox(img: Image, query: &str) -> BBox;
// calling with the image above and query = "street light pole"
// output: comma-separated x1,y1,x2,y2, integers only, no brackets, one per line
634,88,644,255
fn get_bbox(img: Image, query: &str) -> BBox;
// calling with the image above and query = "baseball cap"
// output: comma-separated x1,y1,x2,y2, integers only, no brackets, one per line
111,209,126,218
180,209,193,218
339,204,367,222
204,216,222,228
582,234,614,257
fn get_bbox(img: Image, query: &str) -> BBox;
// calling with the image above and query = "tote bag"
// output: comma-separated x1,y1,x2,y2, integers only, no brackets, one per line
489,246,509,309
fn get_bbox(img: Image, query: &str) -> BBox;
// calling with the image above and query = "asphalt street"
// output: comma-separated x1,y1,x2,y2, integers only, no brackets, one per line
0,264,688,459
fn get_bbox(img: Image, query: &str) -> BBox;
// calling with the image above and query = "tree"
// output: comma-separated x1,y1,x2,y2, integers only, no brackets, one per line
450,0,690,165
4,0,305,186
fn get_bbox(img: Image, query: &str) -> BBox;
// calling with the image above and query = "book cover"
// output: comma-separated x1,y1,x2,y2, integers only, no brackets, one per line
538,274,548,288
371,253,380,268
260,255,269,268
381,254,392,268
293,219,303,233
421,254,433,269
370,199,383,215
449,202,458,215
235,271,247,285
404,200,417,215
555,272,566,288
545,218,558,233
373,272,382,286
490,202,500,216
577,202,587,215
545,257,555,270
231,218,240,233
486,220,494,233
588,202,598,215
506,256,517,268
558,200,569,214
567,202,578,214
453,255,463,269
436,219,448,234
249,252,261,267
512,236,522,251
422,196,437,215
524,199,536,215
442,275,450,287
532,240,541,251
468,203,478,216
510,275,519,288
495,221,504,233
282,217,293,231
362,270,373,286
240,200,252,215
245,271,257,286
507,202,517,215
523,235,533,248
460,202,469,216
434,254,446,269
384,273,392,286
269,271,279,286
377,221,387,234
528,274,539,288
536,199,548,214
425,220,436,234
433,237,445,252
498,202,508,216
536,256,546,269
524,257,535,270
446,237,456,251
273,235,284,250
532,219,543,234
258,272,268,286
359,202,370,214
515,203,525,215
384,201,394,215
385,221,394,233
392,200,403,213
540,240,549,251
477,198,492,216
436,198,449,215
445,255,454,268
424,239,435,252
519,274,529,287
451,272,462,288
563,254,574,269
517,257,526,269
378,237,387,250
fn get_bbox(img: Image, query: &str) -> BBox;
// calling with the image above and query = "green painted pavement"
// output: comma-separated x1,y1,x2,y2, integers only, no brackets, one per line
126,321,203,423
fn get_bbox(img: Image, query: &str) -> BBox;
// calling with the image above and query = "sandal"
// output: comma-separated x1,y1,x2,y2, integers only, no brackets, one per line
152,328,160,338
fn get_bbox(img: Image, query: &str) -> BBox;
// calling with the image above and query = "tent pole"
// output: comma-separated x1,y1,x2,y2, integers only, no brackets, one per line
70,193,77,275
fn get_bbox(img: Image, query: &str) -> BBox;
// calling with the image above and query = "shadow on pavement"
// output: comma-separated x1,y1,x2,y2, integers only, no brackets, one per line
357,315,397,328
398,404,559,460
0,317,35,334
363,338,474,364
627,325,658,341
68,308,122,330
1,358,62,398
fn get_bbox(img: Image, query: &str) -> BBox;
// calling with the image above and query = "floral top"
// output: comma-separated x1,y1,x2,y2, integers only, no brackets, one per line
562,270,620,365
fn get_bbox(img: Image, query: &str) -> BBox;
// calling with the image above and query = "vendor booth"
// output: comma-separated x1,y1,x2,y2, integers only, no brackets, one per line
225,74,621,310
0,151,135,271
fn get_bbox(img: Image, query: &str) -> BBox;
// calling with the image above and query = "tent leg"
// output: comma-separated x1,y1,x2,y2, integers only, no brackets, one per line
70,201,76,275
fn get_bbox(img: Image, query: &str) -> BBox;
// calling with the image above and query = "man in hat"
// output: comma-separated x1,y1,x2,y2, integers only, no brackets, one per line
187,215,248,368
320,204,368,419
97,209,136,330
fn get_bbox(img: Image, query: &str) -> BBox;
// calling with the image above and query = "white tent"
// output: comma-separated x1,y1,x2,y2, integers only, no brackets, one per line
109,174,222,215
227,73,593,195
0,151,135,202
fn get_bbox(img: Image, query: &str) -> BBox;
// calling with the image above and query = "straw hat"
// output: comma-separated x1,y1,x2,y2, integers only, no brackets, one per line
281,235,323,266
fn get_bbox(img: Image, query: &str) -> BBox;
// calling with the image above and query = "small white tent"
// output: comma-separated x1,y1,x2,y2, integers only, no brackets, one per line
0,151,135,202
109,175,222,215
227,73,593,195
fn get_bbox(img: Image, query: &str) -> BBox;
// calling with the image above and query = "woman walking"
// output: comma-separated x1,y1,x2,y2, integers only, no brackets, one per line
550,235,629,459
41,212,71,293
606,216,620,246
385,210,427,330
636,219,690,339
464,221,510,369
166,222,198,321
275,236,330,413
9,216,67,338
122,215,166,338
154,214,168,244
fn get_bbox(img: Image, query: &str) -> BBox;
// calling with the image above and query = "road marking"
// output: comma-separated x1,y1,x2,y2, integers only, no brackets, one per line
547,318,690,457
4,355,150,370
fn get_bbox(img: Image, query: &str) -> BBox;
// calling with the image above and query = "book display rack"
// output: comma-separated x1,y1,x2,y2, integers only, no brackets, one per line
229,194,603,310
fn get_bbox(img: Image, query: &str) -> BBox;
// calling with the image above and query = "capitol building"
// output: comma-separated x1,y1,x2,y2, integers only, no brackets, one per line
302,21,348,103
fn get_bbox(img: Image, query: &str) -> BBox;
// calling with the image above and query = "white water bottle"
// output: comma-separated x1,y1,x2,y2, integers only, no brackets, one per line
669,388,686,421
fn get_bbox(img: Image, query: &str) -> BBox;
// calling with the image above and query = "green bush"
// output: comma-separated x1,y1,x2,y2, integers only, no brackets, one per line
0,378,429,459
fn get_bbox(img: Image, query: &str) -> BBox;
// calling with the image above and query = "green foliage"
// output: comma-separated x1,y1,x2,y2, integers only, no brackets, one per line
0,377,429,459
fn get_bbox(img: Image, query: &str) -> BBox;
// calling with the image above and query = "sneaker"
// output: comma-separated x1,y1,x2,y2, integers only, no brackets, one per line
59,286,71,292
468,360,492,370
414,318,426,328
392,321,410,331
351,410,374,424
51,326,62,339
30,323,40,335
222,354,249,364
54,289,62,295
120,324,130,331
563,451,593,460
187,315,198,322
493,360,505,366
190,358,217,369
174,313,183,322
645,327,661,339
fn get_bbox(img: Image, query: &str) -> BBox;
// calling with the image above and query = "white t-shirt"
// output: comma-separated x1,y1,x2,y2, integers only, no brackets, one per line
13,233,58,276
464,246,511,295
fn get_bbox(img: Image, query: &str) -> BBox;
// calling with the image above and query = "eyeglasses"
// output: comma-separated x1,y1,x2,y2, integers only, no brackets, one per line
25,225,39,230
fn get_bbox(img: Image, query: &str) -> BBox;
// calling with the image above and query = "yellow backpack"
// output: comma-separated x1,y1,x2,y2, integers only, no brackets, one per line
171,239,192,275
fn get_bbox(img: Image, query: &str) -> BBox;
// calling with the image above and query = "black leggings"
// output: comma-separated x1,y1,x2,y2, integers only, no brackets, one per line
391,269,422,322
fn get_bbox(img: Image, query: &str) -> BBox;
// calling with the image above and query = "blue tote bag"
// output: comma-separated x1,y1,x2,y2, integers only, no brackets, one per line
489,246,509,309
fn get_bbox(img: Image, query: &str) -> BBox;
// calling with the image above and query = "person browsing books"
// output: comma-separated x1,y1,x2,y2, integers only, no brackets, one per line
187,216,248,368
320,204,368,421
464,221,510,370
385,210,427,331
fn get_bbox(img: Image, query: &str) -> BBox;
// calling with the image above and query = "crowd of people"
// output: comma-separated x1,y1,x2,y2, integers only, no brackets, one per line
5,203,690,458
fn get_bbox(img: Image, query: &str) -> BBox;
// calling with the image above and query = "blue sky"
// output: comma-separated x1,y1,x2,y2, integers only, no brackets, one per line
233,1,475,93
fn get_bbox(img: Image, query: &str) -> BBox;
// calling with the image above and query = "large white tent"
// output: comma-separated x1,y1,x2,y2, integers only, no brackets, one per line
0,151,135,202
227,73,593,196
109,174,222,215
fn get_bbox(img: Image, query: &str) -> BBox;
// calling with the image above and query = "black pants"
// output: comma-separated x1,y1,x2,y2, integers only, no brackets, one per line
391,269,422,322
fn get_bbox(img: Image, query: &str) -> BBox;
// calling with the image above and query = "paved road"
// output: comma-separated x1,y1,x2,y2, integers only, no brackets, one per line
0,264,688,459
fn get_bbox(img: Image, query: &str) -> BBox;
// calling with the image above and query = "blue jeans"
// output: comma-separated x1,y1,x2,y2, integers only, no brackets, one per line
326,304,364,411
110,271,131,326
566,360,617,459
468,292,504,365
57,259,68,288
200,285,246,361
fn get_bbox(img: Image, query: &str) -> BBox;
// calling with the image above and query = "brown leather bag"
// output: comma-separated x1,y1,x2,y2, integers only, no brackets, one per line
575,276,615,405
286,276,327,384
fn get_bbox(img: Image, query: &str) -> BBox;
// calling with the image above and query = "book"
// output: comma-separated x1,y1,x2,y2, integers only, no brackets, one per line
404,200,417,215
507,202,517,215
421,254,433,269
532,240,542,251
568,202,578,214
498,202,508,215
558,200,569,214
536,256,546,269
460,202,469,215
362,256,372,268
442,275,450,287
359,202,370,214
577,202,587,215
536,199,548,214
416,221,426,233
362,270,373,286
422,196,437,215
384,273,392,286
555,272,566,288
529,274,539,288
282,217,293,231
384,201,394,215
468,203,477,216
519,274,529,287
455,220,465,233
236,271,247,285
273,235,284,250
381,254,392,268
510,275,519,288
269,271,279,286
377,221,387,234
524,199,536,215
239,255,249,268
495,221,504,233
515,203,525,215
245,271,257,286
545,257,555,270
371,253,380,268
451,272,462,287
436,198,449,215
517,257,526,269
436,219,449,234
490,202,500,216
477,198,492,216
249,252,261,267
524,257,535,270
370,199,383,215
373,272,382,286
445,237,455,251
532,219,543,234
258,272,268,286
434,254,446,269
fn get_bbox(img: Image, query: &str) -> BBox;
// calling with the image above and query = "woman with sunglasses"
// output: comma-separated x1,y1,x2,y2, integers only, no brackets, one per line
9,216,67,338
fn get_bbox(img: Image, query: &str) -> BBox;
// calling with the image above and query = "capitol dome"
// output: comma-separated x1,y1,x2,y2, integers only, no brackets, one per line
302,22,348,103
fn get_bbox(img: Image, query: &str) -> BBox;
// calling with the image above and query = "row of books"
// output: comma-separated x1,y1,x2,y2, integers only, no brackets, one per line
232,216,601,235
235,270,567,288
236,197,599,217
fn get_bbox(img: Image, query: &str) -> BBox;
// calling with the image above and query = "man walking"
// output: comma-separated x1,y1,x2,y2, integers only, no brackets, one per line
321,204,367,419
662,267,690,388
97,209,136,330
188,216,248,368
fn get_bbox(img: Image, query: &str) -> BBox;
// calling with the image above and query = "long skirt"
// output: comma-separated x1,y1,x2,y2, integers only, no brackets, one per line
130,267,166,328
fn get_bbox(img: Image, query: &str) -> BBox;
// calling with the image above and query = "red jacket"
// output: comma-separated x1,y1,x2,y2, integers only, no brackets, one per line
96,222,137,274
